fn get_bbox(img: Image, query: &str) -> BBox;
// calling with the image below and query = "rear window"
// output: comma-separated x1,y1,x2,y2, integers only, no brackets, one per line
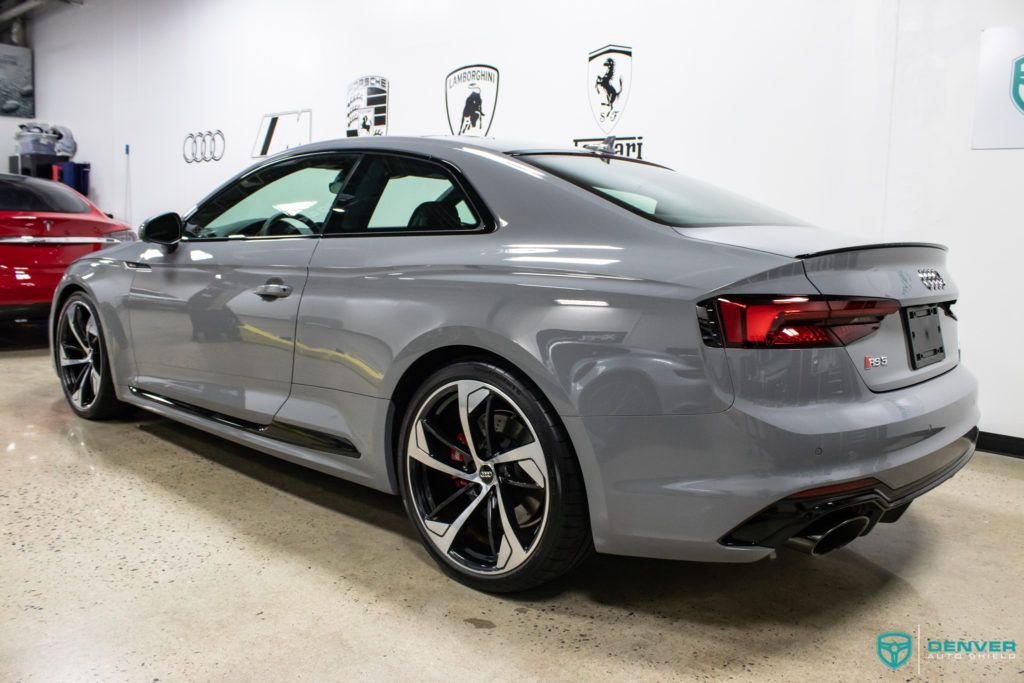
0,176,91,213
518,154,805,228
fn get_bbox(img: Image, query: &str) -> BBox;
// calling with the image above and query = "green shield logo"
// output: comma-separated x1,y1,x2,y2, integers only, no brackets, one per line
1012,55,1024,114
877,631,913,670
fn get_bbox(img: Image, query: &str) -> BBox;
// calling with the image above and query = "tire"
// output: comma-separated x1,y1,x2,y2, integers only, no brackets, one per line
398,361,592,592
54,293,132,420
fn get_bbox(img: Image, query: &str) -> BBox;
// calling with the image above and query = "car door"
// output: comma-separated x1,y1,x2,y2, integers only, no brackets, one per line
127,152,358,424
293,152,488,397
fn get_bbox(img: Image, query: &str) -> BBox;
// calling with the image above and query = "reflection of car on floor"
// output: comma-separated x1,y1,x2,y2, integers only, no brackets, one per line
0,174,134,320
49,136,978,592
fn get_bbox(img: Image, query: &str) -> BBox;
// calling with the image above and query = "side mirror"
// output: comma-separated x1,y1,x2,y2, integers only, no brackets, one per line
139,212,183,247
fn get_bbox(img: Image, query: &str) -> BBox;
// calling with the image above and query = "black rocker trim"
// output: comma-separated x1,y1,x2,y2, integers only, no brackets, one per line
128,386,360,458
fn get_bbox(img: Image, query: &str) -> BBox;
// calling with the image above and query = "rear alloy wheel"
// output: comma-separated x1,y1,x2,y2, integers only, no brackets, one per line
55,293,131,420
399,362,591,592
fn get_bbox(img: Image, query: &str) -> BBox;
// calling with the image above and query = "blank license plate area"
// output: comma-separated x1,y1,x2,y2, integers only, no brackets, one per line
905,304,946,370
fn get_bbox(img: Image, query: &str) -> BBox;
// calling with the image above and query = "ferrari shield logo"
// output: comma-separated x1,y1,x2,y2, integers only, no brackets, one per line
346,75,389,137
877,632,912,670
1011,55,1024,114
588,44,632,133
445,64,499,136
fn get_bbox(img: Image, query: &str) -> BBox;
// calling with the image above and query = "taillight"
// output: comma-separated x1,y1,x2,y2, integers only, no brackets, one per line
107,229,137,243
703,295,899,348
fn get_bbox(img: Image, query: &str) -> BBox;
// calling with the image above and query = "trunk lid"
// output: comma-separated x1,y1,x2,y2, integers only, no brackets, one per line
678,224,960,392
0,212,125,271
0,210,113,238
800,243,958,391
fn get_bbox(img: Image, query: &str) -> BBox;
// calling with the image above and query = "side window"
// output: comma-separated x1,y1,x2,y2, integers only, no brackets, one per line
326,155,481,234
186,154,357,240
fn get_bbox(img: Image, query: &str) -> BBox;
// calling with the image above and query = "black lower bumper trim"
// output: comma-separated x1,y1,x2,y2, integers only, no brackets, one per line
720,428,978,549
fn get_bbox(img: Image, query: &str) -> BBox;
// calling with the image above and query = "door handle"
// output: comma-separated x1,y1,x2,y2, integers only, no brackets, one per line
254,282,292,299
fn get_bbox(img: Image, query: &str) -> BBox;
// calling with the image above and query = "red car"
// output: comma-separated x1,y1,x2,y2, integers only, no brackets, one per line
0,173,135,321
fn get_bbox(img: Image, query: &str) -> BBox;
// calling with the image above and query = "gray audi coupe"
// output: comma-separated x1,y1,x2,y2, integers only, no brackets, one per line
50,136,978,591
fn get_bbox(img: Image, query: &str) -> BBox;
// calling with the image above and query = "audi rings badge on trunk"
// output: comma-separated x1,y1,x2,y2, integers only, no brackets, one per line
182,130,225,163
50,136,979,591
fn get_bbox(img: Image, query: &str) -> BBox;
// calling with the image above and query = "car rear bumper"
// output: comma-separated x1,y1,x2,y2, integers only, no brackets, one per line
563,363,980,562
0,241,111,311
0,302,53,321
719,428,976,549
0,261,66,309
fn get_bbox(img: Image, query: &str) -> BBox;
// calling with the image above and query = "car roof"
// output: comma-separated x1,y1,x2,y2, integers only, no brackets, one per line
187,135,654,220
270,135,603,159
0,172,56,184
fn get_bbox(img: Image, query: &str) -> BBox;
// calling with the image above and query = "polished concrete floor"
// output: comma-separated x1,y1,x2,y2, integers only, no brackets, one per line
1,321,1022,682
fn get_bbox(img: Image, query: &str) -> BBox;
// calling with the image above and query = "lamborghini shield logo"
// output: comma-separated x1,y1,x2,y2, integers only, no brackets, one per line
1012,54,1024,114
445,64,499,136
877,631,913,670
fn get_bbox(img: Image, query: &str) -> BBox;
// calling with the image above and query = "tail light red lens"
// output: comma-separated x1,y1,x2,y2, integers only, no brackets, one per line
712,296,899,348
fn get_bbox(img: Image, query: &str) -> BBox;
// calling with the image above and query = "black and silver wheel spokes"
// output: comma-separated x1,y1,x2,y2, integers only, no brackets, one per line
58,301,101,410
407,380,549,575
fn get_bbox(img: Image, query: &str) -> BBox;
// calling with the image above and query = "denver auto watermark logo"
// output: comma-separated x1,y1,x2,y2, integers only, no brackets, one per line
877,632,912,670
875,628,1017,674
926,638,1017,660
1011,54,1024,115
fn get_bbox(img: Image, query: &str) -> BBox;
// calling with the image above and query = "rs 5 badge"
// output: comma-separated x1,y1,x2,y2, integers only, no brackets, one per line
864,355,888,369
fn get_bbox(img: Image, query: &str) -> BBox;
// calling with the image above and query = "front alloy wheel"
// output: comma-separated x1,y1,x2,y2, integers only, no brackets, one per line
57,299,103,411
400,362,591,591
55,293,131,420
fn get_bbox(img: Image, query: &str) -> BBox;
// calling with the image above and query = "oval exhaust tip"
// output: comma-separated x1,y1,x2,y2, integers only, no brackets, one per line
811,516,870,555
784,515,871,556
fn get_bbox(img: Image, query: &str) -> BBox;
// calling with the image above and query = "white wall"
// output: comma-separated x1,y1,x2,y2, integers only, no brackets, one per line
26,0,898,227
884,0,1024,437
20,0,1023,436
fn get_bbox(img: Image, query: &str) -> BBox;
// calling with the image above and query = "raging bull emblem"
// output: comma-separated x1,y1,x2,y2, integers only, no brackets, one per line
445,65,499,137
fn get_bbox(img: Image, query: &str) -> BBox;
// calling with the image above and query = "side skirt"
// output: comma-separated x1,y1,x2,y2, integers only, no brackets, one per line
127,386,361,458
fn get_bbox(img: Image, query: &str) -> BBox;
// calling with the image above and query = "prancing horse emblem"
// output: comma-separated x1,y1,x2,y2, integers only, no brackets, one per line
587,44,633,133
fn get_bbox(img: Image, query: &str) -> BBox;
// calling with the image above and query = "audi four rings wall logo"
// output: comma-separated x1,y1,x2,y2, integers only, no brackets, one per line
918,268,946,290
183,130,225,163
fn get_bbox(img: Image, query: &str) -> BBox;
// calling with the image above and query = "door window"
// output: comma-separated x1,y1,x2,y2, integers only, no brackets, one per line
325,155,481,234
186,154,357,239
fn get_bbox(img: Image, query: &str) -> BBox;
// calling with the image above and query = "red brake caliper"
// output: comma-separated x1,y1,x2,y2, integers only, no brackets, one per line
451,433,469,487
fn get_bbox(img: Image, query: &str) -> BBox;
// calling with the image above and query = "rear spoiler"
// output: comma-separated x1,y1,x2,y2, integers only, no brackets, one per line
796,242,948,259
